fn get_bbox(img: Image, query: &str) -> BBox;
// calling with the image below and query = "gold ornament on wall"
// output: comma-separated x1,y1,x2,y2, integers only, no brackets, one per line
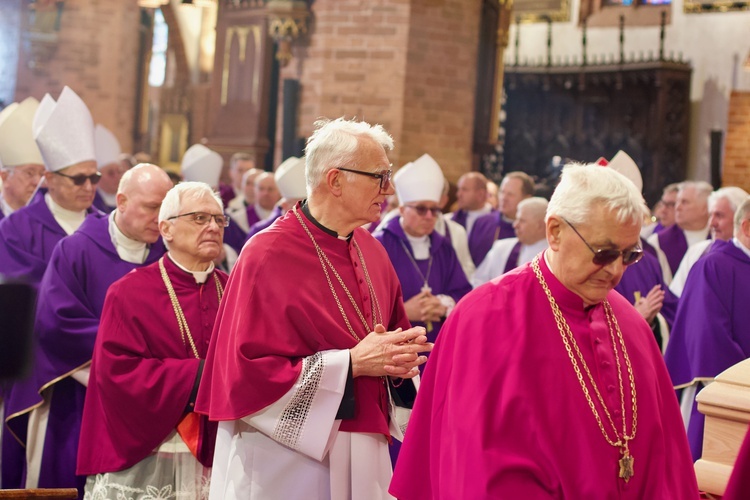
266,0,310,67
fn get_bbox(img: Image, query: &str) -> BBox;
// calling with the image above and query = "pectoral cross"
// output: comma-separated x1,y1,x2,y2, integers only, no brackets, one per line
618,449,634,482
422,284,433,333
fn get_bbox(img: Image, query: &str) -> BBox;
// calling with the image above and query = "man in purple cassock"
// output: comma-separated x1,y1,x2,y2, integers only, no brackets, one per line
647,181,712,281
615,238,677,352
664,198,750,461
374,155,471,347
466,171,534,266
3,164,172,496
1,86,99,489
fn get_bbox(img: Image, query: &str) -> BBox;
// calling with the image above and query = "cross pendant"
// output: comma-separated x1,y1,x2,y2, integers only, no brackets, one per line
618,450,634,482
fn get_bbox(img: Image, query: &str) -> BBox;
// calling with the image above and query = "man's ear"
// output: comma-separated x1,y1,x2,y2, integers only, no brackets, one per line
159,220,173,243
546,216,562,251
326,168,343,197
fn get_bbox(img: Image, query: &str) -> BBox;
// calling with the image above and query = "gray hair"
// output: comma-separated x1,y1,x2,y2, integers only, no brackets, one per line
709,186,750,213
304,117,394,195
517,196,548,220
678,180,713,201
734,198,750,233
546,163,647,226
158,181,222,224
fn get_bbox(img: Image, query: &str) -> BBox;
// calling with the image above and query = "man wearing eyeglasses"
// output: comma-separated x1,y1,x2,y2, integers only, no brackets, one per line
4,164,172,494
77,181,228,498
0,97,46,222
391,163,698,499
374,154,471,349
0,86,99,286
196,117,431,499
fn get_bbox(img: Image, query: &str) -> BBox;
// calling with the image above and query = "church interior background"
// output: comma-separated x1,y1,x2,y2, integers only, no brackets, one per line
0,0,748,207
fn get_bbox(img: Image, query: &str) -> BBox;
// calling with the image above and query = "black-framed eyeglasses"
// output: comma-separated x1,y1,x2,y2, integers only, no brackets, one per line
405,205,441,217
562,217,643,266
167,212,230,227
337,167,393,192
52,171,102,186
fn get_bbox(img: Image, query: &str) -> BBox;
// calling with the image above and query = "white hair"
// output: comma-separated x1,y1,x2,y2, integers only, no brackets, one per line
304,117,394,195
678,180,713,201
734,198,750,233
709,186,750,213
546,163,647,226
158,181,222,223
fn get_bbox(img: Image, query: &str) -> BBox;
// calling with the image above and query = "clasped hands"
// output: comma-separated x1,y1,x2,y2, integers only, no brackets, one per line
350,324,433,379
403,289,446,324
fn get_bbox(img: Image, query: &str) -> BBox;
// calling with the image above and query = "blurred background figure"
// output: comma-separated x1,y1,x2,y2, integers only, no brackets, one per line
92,124,125,213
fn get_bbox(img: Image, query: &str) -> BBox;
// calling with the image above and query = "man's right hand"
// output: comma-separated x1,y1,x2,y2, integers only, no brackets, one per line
349,324,433,379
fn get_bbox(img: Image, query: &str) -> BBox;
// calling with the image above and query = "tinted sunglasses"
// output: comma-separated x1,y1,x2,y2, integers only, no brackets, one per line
52,171,102,186
405,205,441,217
562,217,643,266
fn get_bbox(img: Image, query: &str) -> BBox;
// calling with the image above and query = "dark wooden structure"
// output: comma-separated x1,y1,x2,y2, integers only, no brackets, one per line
0,489,78,499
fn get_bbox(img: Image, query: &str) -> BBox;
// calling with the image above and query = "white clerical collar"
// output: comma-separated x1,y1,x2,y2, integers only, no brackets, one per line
684,226,709,246
167,253,215,284
733,237,750,259
98,189,117,208
519,239,549,265
0,193,14,217
400,218,431,260
45,192,86,235
108,211,149,264
255,203,272,221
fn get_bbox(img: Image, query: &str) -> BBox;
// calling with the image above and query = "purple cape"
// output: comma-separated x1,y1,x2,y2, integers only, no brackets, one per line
246,205,283,240
390,254,698,499
664,239,750,459
78,257,227,474
3,213,165,492
373,217,471,344
656,224,689,275
223,214,248,254
0,195,98,284
92,190,115,214
467,211,515,266
615,243,677,330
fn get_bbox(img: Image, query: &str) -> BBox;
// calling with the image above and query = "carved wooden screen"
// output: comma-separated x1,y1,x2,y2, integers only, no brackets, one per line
503,61,691,205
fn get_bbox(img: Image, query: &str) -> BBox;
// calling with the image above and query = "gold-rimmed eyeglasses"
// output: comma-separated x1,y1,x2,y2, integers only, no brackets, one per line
167,212,230,227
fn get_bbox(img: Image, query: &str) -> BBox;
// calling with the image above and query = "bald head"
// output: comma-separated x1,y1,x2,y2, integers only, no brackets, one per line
254,172,280,210
116,163,174,244
513,196,548,245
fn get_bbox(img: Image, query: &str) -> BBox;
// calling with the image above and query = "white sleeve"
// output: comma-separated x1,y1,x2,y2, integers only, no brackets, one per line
241,349,350,461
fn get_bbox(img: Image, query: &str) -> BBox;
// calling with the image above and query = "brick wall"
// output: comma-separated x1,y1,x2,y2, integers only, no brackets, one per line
276,0,482,182
723,91,750,192
13,0,141,154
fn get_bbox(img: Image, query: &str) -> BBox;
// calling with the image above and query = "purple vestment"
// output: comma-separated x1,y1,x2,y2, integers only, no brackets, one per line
245,204,262,230
0,195,98,284
467,211,515,266
615,241,677,330
91,190,115,214
246,205,283,240
656,225,689,275
373,217,471,344
219,183,234,209
664,239,750,460
223,215,248,254
3,213,165,495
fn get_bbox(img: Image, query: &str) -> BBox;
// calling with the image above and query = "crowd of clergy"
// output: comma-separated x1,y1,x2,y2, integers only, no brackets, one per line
0,85,749,499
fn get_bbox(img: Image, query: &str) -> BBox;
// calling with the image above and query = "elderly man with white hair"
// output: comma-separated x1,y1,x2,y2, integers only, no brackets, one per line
647,180,712,283
195,117,431,499
77,181,229,499
665,198,750,462
471,196,549,287
391,163,698,499
669,185,750,296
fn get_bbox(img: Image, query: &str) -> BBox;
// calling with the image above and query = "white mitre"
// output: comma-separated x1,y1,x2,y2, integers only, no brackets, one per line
394,153,444,205
274,156,307,200
94,124,122,170
0,98,45,168
181,144,223,188
32,86,96,172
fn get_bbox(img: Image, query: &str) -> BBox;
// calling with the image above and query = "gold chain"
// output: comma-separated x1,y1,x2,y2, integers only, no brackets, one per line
159,257,224,359
532,255,637,481
293,205,382,342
